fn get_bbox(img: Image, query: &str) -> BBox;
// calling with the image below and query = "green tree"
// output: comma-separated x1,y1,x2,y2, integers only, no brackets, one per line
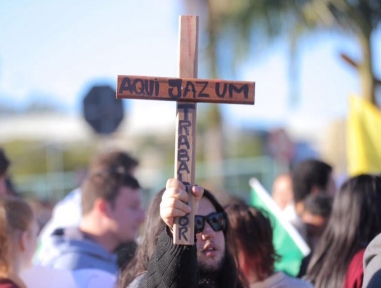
201,0,381,105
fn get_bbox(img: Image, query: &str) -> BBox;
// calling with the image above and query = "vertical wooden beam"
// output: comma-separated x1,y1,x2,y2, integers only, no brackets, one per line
173,15,199,245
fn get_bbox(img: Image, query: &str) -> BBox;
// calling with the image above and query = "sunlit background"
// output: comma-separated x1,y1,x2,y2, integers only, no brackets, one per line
1,0,380,204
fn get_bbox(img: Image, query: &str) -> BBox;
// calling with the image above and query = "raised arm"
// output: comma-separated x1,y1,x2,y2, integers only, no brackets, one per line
142,179,203,288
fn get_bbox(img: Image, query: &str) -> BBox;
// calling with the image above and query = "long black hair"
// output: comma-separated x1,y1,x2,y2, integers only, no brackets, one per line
306,174,381,288
224,201,280,281
118,188,165,287
118,188,246,288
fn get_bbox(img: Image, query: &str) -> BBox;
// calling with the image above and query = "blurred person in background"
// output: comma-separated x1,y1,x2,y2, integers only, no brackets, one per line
363,232,381,288
306,174,381,288
297,193,332,277
290,159,335,238
0,197,38,288
301,193,332,252
36,164,145,276
271,173,294,211
27,199,53,235
4,178,19,198
225,200,313,288
37,150,140,268
0,148,10,196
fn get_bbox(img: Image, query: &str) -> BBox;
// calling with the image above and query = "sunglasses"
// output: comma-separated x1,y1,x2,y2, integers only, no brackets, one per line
195,212,227,234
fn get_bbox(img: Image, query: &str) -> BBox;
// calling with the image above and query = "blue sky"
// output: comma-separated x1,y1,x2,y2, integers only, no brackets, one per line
0,0,380,131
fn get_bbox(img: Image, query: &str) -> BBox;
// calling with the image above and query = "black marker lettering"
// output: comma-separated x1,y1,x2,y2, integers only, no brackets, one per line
178,149,190,162
177,161,190,174
178,226,188,241
118,77,133,94
179,120,191,136
215,82,228,98
168,79,182,99
144,80,155,96
179,215,189,226
229,84,249,99
154,79,159,96
196,81,209,98
183,81,196,98
178,104,195,121
132,79,144,95
178,135,190,149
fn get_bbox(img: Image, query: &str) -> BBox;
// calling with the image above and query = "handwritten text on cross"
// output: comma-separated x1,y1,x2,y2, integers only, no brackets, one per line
117,76,255,105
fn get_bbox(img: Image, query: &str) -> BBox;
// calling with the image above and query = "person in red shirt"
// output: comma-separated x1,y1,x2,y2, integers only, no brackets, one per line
343,248,365,288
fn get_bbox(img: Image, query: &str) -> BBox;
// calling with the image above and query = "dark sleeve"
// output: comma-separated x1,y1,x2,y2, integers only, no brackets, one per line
367,270,381,288
141,229,198,288
297,253,311,278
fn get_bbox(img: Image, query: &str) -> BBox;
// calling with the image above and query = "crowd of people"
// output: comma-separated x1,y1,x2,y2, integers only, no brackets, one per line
0,147,380,288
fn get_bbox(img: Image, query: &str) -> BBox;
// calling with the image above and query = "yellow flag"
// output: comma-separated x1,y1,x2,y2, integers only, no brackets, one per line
347,96,381,176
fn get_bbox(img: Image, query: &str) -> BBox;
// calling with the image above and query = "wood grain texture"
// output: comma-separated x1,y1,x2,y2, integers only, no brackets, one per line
115,15,256,245
116,75,255,105
173,15,198,245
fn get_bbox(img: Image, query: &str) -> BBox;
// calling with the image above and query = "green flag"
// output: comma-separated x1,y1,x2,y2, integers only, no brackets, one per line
249,178,310,276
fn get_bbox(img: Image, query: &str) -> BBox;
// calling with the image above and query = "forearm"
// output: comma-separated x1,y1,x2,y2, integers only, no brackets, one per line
143,229,198,288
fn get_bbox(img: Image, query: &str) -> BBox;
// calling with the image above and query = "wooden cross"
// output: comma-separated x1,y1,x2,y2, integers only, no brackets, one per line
116,15,255,245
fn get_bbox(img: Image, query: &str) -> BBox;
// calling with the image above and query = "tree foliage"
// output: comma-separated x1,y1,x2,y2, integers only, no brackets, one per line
204,0,381,104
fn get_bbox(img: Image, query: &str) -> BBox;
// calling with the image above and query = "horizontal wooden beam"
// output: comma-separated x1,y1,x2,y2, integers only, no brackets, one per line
116,75,255,105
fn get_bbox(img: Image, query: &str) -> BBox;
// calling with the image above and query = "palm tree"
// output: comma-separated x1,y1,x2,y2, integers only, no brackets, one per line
202,0,381,105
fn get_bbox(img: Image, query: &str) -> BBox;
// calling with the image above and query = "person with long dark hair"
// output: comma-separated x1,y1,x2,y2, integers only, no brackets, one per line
225,201,313,288
118,189,166,286
119,179,246,288
306,174,381,288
